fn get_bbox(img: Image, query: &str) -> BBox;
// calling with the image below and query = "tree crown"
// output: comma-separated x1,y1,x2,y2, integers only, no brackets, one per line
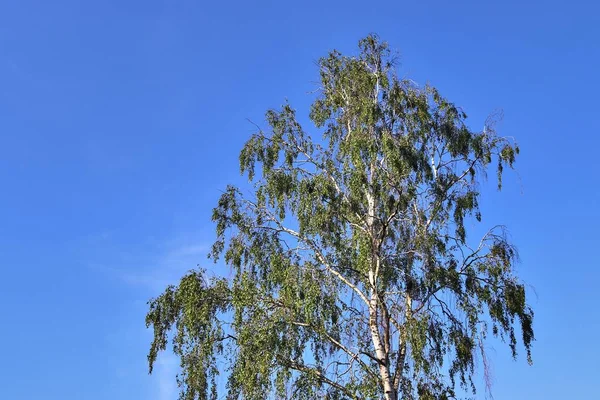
146,34,533,400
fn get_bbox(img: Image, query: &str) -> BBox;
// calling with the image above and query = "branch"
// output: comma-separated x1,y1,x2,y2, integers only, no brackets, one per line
249,201,370,307
290,321,376,379
280,358,358,400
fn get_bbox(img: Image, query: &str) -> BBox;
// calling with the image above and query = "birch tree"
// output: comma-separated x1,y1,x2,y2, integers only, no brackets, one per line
146,35,534,400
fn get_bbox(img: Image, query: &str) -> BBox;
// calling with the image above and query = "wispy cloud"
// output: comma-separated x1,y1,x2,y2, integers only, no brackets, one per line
79,233,214,398
153,351,179,400
119,242,209,291
88,234,215,293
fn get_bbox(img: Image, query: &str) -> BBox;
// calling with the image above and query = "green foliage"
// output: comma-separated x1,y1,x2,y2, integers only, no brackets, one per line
146,35,534,400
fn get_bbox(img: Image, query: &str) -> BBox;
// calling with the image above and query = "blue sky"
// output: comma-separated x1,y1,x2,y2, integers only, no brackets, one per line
0,0,598,398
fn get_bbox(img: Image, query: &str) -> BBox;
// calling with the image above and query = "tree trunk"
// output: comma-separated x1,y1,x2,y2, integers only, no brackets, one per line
366,161,396,400
369,296,397,400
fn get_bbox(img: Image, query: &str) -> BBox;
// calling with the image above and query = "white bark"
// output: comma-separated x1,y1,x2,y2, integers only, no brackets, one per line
366,169,397,400
369,296,397,400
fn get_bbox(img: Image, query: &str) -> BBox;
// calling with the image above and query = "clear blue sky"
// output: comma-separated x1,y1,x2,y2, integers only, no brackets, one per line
0,0,598,398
